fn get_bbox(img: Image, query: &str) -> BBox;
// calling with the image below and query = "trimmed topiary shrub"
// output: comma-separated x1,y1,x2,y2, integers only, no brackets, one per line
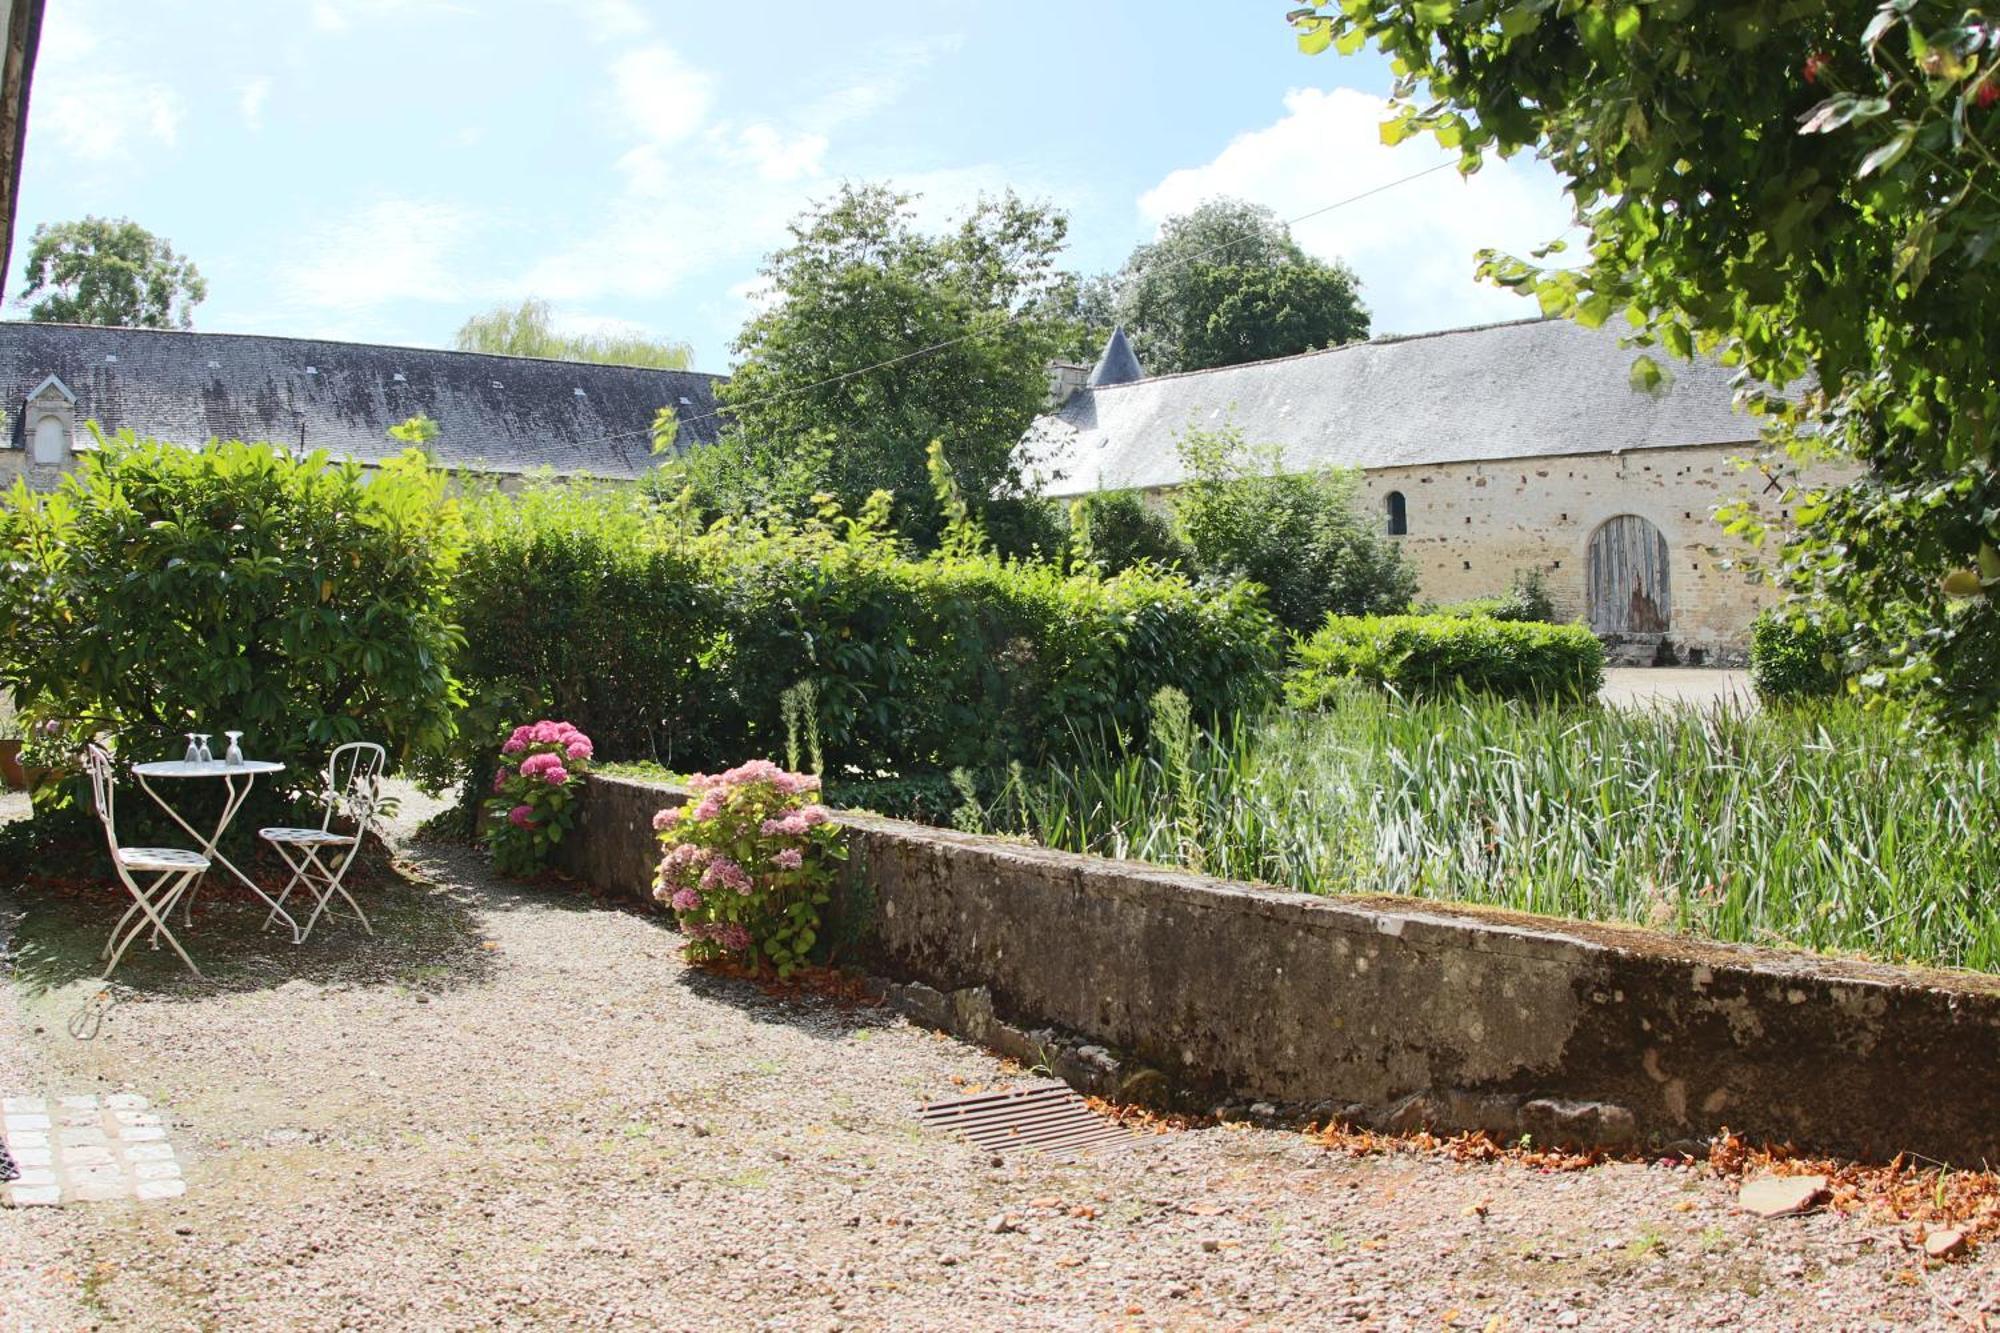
1285,614,1605,705
1749,610,1843,701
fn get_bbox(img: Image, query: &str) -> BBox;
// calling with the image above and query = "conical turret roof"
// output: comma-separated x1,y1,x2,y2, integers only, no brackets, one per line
1086,326,1145,388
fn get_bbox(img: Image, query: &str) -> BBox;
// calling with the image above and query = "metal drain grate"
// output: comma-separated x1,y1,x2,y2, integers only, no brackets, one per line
918,1081,1137,1160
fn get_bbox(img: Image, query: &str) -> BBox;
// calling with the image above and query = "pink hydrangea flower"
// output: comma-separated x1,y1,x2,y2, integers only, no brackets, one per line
501,737,527,756
699,857,754,896
717,924,752,953
661,843,714,874
492,767,510,793
669,887,701,912
760,813,809,838
543,765,570,786
507,804,534,828
771,847,803,871
566,739,593,762
651,806,682,831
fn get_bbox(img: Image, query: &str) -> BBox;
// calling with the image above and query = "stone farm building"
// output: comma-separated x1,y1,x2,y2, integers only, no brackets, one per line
1028,318,1848,662
0,321,725,490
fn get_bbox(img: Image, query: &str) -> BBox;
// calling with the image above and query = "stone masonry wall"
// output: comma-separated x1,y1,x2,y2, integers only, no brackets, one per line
1355,443,1836,660
0,449,68,492
556,773,2000,1166
1144,442,1858,660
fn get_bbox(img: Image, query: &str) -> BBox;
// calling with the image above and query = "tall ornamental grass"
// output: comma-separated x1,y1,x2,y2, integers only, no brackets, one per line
984,692,2000,973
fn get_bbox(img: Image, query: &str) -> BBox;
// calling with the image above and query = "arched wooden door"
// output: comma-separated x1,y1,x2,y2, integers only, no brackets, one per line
1586,515,1671,634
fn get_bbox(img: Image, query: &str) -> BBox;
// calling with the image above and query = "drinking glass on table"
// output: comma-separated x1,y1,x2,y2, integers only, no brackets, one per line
195,734,213,765
224,732,244,767
184,733,201,765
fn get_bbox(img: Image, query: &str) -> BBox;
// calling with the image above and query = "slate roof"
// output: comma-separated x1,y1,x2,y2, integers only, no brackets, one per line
1086,326,1145,388
1026,317,1762,498
0,321,726,479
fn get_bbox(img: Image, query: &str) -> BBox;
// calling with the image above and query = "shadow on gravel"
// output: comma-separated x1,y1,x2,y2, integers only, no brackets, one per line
1,857,498,1001
674,961,903,1042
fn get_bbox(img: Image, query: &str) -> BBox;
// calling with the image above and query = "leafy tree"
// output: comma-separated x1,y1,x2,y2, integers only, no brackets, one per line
453,297,693,369
1067,489,1193,573
677,184,1075,544
1108,198,1369,373
19,217,207,329
1290,1,1999,730
1040,270,1120,364
1171,423,1416,632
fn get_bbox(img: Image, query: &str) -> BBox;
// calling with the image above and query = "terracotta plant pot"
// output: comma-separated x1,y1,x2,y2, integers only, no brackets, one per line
0,738,25,791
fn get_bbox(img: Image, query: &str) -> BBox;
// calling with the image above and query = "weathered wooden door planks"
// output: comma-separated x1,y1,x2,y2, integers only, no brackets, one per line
1586,514,1671,634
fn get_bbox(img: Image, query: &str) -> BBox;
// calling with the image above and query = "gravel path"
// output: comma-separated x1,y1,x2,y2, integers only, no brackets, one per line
1599,668,1754,712
1,815,1995,1328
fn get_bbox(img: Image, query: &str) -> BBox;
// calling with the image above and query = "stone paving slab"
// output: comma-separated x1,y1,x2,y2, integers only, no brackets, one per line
1,1092,183,1206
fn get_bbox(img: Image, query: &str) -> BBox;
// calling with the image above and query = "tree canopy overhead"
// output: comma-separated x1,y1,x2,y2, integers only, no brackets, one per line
1292,0,2000,730
19,217,207,329
675,183,1073,545
1101,198,1370,374
453,298,693,370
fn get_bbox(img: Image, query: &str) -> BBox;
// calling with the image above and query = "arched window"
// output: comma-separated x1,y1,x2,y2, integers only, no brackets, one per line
31,414,68,465
1384,490,1408,536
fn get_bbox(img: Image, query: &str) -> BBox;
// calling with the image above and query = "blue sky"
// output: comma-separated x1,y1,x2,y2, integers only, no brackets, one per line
15,1,1576,370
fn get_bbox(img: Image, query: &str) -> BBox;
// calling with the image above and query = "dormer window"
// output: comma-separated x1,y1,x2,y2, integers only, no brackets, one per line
23,374,78,466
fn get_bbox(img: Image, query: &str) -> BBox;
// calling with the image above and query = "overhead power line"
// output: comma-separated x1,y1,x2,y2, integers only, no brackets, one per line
573,158,1461,455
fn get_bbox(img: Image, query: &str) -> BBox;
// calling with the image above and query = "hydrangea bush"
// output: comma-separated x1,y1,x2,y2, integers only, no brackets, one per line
653,760,844,977
483,720,593,876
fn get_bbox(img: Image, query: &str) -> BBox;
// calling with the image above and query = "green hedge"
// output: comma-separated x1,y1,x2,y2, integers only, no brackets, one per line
436,482,1282,787
1285,614,1605,705
1425,569,1558,624
1749,610,1843,700
0,434,465,771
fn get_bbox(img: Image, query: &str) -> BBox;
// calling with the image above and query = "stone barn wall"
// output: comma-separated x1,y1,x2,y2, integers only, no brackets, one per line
1143,442,1856,662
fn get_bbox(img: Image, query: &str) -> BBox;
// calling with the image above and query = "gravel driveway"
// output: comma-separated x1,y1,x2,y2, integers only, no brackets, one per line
1,816,1995,1329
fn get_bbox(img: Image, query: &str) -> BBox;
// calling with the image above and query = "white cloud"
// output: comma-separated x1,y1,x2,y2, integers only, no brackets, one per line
30,5,184,161
729,124,829,183
476,28,971,354
310,2,350,32
240,77,273,131
807,35,963,130
283,199,481,313
1139,87,1578,336
610,45,716,147
572,0,650,42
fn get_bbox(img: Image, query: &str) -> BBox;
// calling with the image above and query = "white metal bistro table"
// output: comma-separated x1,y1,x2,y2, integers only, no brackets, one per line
129,759,302,943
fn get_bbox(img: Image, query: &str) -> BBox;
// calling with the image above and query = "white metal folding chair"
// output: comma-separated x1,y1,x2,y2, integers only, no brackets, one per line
258,742,386,942
83,744,208,979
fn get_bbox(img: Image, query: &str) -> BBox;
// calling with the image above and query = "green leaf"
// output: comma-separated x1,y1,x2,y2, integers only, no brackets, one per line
1296,20,1333,55
1498,5,1545,40
1856,124,1916,179
1628,354,1664,394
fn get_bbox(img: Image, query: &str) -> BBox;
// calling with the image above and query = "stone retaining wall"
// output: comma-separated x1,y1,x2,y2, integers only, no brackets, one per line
556,773,2000,1164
